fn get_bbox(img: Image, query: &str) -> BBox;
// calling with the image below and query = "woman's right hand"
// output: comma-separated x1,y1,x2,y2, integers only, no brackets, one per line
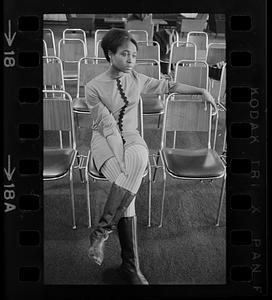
106,133,127,175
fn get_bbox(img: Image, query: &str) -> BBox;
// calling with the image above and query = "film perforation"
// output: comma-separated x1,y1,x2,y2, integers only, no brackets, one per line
19,194,40,211
19,159,40,175
19,230,41,246
19,123,40,140
19,88,40,104
19,267,40,282
18,16,39,32
230,16,252,31
18,52,40,67
230,51,251,67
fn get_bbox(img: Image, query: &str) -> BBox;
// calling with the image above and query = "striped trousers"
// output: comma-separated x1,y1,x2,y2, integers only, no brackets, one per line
101,144,148,217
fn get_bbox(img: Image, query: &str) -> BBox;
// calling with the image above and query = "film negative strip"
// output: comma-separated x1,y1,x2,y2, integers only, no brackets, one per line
3,0,268,299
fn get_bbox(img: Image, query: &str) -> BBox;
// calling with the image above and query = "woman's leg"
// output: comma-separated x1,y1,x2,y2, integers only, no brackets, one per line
101,144,148,217
89,145,148,265
101,145,149,284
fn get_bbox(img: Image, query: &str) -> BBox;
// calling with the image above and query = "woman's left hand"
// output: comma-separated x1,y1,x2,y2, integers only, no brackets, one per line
202,89,216,105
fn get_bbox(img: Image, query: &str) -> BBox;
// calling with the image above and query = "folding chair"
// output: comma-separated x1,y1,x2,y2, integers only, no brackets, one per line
128,29,149,43
152,92,226,227
62,28,87,48
180,19,208,37
43,28,56,56
43,90,81,229
84,97,152,228
168,41,197,76
134,59,164,127
94,29,109,56
73,57,109,117
58,38,87,82
186,31,208,61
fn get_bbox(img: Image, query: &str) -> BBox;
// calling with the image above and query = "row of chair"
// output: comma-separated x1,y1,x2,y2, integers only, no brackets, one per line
43,89,226,230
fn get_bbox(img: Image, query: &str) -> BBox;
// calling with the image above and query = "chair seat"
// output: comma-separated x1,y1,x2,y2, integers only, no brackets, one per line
44,148,77,178
73,97,90,113
161,148,225,178
142,96,164,114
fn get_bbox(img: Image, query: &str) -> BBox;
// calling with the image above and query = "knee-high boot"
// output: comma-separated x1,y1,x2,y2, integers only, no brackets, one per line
117,216,149,284
88,183,135,265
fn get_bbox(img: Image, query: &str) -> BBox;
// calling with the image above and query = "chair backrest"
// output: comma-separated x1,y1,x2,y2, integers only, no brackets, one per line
128,30,149,42
207,43,226,65
43,56,65,91
137,41,160,61
43,90,76,149
174,60,209,89
58,38,87,61
77,57,109,98
43,28,56,56
134,59,161,79
43,40,48,56
161,93,218,149
168,41,197,74
62,28,87,47
94,29,109,56
187,31,208,60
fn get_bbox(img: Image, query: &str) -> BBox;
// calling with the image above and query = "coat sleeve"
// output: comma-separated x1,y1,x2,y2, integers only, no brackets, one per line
85,83,119,138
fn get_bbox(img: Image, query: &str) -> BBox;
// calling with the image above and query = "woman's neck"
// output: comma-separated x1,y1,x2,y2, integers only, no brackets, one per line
107,65,125,79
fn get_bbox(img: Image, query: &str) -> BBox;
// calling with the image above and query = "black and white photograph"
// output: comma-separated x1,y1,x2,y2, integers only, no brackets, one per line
43,13,227,285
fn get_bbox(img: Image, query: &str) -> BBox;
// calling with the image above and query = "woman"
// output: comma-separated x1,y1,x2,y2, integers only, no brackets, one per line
86,28,215,285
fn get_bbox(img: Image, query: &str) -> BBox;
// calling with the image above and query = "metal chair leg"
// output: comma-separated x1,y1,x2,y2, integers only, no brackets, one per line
147,159,152,227
159,163,167,228
215,172,226,227
86,172,92,228
152,151,160,182
69,167,77,230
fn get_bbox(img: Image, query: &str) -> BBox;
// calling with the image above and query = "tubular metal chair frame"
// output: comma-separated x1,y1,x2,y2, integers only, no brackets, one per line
136,40,161,62
84,96,152,228
43,28,56,56
186,31,209,61
62,28,87,47
168,41,197,76
43,89,81,229
94,29,109,56
152,92,226,228
174,59,209,90
57,38,87,81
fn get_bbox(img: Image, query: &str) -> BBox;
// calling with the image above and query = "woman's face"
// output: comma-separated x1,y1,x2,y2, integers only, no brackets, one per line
109,40,137,73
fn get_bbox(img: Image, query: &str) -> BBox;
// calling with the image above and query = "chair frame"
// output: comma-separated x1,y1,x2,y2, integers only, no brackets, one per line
186,31,209,61
57,38,87,81
168,41,197,76
83,96,152,228
152,92,226,228
94,29,109,56
62,28,87,47
43,28,56,56
43,55,65,92
43,89,80,229
43,40,48,56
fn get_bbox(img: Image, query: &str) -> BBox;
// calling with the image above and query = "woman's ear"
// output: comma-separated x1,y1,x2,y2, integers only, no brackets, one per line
108,50,113,61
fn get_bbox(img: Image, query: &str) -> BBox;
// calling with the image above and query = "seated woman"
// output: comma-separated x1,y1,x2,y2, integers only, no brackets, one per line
86,28,215,285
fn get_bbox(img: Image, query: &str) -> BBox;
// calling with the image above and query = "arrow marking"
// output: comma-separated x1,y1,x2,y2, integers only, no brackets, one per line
4,20,16,47
4,155,16,181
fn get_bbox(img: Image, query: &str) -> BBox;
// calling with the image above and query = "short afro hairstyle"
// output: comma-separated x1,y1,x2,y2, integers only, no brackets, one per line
101,28,138,62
